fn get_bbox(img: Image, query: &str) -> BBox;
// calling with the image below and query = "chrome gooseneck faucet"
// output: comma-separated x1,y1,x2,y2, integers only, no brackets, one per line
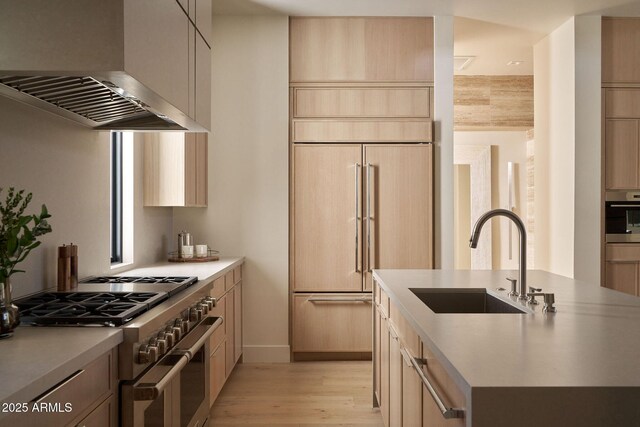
470,209,527,300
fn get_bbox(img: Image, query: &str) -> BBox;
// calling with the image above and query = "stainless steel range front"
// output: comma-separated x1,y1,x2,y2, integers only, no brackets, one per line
16,276,222,427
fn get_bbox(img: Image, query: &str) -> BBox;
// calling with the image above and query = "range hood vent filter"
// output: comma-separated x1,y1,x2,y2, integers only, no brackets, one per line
0,75,181,130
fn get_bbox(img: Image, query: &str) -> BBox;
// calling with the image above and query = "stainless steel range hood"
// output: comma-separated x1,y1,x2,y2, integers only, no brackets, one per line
0,0,210,132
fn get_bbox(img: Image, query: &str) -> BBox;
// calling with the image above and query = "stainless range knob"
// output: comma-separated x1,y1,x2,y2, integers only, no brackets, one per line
149,337,167,355
159,331,174,349
205,297,216,309
189,307,203,322
198,303,209,315
164,326,178,345
174,318,188,334
138,344,159,364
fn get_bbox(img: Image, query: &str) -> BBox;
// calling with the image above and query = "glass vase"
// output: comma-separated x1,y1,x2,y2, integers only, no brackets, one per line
0,278,20,339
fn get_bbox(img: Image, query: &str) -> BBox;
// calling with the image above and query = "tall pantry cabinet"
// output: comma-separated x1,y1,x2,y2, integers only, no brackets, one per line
289,17,435,360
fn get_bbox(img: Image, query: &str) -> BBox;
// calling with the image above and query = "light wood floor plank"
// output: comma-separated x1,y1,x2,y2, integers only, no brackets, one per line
209,361,383,426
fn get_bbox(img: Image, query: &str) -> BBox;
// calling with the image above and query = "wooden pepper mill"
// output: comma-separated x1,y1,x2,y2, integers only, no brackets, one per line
57,245,71,291
69,243,78,289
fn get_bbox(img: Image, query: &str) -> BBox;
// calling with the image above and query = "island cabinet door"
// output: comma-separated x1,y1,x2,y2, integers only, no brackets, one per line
400,348,422,427
421,343,465,427
388,320,403,427
363,145,433,291
380,312,391,427
292,144,364,292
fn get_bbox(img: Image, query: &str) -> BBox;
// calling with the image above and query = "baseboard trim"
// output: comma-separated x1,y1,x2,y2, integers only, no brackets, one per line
242,345,291,363
292,352,372,361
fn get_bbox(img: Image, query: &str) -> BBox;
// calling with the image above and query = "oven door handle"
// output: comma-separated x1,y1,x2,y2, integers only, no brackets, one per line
133,355,189,401
176,316,224,359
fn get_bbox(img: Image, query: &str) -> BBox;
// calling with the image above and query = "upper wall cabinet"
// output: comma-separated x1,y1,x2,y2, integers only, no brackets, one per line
144,132,208,207
290,17,434,83
0,0,211,131
602,18,640,85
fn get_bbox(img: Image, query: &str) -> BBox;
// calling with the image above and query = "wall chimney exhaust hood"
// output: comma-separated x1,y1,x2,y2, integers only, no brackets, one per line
0,0,210,132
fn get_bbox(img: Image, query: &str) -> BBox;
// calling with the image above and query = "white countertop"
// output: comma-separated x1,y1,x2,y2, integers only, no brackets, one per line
0,256,244,410
0,328,122,407
373,269,640,389
119,256,244,282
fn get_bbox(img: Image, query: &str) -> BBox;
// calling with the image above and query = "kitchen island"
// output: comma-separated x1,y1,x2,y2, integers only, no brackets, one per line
373,269,640,427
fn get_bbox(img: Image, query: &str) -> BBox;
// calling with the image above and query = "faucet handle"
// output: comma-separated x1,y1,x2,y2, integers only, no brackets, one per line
526,292,557,313
506,277,518,296
527,286,542,305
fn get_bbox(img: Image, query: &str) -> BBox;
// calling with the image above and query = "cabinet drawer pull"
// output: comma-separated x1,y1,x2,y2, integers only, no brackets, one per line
308,296,372,303
33,369,84,403
366,163,373,272
354,163,361,273
387,321,399,341
399,347,413,367
411,357,464,419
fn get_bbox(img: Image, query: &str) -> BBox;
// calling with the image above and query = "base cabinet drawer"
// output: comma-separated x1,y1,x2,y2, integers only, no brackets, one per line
209,341,226,407
421,343,465,427
3,349,116,426
292,293,372,353
76,395,116,427
209,296,226,353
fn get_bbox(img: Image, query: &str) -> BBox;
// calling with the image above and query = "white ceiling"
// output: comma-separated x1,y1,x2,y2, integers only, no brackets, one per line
213,0,639,35
454,17,540,75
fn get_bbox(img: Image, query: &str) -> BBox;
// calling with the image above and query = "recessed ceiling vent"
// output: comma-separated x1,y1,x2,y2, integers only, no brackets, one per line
454,56,475,71
0,75,182,130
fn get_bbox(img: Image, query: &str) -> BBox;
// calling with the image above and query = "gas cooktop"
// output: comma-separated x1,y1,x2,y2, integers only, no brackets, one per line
79,276,198,296
15,291,168,326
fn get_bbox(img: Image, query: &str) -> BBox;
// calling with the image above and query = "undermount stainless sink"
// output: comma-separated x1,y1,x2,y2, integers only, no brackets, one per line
410,288,527,314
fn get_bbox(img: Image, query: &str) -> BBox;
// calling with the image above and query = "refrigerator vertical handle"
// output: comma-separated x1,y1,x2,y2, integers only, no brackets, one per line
355,163,361,273
367,163,373,273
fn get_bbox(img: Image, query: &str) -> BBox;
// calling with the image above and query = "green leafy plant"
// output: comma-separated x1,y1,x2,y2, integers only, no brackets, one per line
0,188,52,282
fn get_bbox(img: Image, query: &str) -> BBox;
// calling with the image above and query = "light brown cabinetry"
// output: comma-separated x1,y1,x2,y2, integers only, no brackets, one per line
225,287,235,377
605,244,640,296
291,144,433,356
602,18,640,84
292,294,372,352
374,281,466,427
207,265,243,409
291,119,432,143
290,17,434,360
290,18,434,83
604,89,640,190
293,87,431,119
144,132,208,207
5,349,117,426
388,320,403,427
209,341,226,406
234,281,243,364
605,119,639,190
292,145,363,292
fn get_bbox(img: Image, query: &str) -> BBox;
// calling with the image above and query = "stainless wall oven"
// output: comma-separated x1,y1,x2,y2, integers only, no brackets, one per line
122,316,222,427
605,191,640,242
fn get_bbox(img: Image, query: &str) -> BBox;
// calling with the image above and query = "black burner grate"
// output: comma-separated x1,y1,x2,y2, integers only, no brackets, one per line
15,292,168,326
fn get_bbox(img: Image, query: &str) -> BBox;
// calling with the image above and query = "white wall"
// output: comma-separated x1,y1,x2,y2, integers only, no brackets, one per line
573,16,601,284
434,16,455,269
454,131,528,271
0,97,173,298
533,18,576,278
172,16,290,362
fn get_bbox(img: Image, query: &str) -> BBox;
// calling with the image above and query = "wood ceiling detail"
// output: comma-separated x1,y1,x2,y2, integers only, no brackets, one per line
454,75,533,130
